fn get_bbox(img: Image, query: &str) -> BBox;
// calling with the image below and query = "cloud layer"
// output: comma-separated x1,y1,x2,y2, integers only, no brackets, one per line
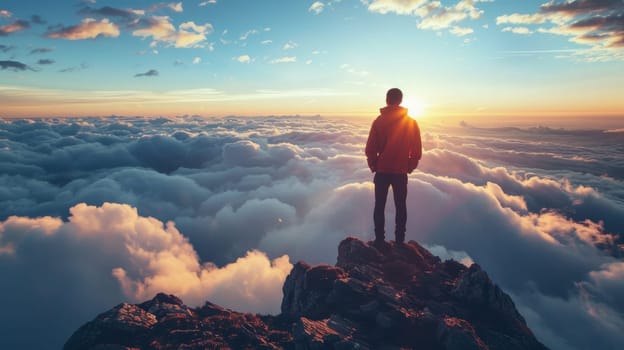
496,0,624,61
0,116,623,350
362,0,490,36
47,18,120,40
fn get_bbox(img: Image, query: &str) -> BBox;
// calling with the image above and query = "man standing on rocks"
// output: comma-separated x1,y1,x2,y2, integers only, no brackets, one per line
365,88,422,245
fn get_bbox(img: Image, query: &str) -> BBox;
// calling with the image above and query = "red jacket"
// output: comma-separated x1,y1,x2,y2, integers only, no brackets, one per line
365,105,422,174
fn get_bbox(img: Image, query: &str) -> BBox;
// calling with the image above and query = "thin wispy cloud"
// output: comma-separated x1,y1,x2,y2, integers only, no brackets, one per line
78,6,143,19
239,29,258,40
283,40,298,50
340,63,369,76
59,63,88,73
450,25,474,36
147,2,184,13
270,56,297,64
0,19,29,36
0,44,16,52
31,15,46,25
502,26,533,35
30,47,54,54
134,69,159,77
37,59,55,65
0,60,34,71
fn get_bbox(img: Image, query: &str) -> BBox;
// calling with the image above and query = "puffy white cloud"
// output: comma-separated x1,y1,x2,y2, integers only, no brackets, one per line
132,16,175,40
0,215,63,254
132,16,213,48
168,2,183,12
0,202,292,348
235,54,251,63
363,0,429,15
363,0,486,36
309,1,325,14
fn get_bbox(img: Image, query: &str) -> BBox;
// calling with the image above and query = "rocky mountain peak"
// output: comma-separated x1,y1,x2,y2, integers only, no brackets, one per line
64,237,548,349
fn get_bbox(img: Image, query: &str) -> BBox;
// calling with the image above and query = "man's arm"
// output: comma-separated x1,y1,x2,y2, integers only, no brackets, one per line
408,120,422,173
365,121,378,172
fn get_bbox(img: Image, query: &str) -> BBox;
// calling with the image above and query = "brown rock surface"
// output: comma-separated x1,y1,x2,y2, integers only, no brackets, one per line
65,237,549,350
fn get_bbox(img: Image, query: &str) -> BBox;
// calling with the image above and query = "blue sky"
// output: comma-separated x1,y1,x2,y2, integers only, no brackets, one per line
1,0,623,120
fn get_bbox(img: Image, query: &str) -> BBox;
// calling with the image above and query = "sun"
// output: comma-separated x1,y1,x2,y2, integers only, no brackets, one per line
403,98,427,119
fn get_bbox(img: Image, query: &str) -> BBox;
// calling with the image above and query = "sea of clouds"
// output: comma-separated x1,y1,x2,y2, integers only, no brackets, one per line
1,116,623,350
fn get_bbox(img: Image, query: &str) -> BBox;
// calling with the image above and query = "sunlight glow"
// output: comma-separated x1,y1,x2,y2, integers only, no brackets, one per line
404,98,427,119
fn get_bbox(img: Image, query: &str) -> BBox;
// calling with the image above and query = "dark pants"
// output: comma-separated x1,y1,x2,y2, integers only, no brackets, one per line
374,173,407,242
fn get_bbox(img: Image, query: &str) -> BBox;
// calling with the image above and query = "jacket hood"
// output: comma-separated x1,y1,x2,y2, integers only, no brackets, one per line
379,105,408,120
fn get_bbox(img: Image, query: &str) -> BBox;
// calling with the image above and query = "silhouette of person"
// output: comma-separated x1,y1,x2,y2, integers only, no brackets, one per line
365,88,422,245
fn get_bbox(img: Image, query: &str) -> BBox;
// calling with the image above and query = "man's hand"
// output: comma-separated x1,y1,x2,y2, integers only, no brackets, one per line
367,158,377,173
408,158,419,173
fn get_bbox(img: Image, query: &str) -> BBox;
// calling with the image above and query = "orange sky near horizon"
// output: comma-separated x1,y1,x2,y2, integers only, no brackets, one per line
2,83,623,125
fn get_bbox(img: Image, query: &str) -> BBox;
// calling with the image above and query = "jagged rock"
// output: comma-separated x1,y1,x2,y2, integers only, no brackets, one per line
63,303,156,350
282,238,546,350
281,263,346,319
64,293,293,350
436,316,488,350
65,238,549,350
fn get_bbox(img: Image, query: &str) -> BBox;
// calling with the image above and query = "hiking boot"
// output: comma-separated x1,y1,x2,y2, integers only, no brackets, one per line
395,233,405,245
373,239,391,253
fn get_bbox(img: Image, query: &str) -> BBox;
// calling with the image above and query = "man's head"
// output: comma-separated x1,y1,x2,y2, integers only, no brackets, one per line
386,88,403,106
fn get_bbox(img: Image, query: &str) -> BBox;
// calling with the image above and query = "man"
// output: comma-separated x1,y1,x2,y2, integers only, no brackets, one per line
365,88,422,245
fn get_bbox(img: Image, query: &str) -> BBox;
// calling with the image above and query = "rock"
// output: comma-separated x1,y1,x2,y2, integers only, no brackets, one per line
65,237,548,350
64,303,156,350
137,293,192,320
282,237,547,350
281,261,310,318
437,316,488,350
65,292,293,350
281,263,345,319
